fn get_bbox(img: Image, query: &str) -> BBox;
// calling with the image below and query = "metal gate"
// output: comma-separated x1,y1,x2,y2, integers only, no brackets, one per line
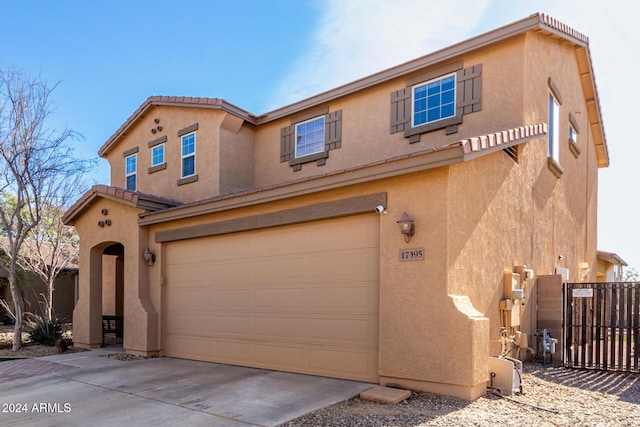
564,282,640,372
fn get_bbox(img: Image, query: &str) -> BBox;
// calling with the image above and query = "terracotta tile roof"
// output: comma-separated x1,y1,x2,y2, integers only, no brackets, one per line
539,13,588,45
62,185,182,224
457,123,547,154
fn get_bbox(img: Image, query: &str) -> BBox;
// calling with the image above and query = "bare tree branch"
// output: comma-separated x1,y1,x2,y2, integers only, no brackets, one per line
0,67,95,350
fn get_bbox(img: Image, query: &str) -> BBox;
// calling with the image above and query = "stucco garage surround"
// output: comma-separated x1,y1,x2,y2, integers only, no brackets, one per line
163,214,380,383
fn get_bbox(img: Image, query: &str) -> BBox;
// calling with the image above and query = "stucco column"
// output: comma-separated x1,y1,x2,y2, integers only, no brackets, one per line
73,245,104,349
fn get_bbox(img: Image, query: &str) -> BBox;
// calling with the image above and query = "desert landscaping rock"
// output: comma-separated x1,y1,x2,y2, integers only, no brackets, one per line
360,385,412,404
281,362,640,426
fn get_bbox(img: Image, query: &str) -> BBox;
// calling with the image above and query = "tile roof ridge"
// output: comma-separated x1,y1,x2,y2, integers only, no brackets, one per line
538,13,589,45
457,123,547,154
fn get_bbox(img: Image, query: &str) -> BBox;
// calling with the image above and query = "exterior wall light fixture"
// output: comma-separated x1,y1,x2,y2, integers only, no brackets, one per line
143,248,156,266
397,212,415,243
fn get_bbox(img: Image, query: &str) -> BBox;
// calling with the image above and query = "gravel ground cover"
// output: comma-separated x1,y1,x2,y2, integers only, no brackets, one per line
280,361,640,426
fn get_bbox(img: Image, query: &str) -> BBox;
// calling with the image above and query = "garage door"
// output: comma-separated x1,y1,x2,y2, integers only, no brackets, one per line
164,214,379,382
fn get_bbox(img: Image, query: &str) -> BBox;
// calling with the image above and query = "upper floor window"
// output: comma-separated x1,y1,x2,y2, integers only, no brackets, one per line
568,113,581,158
152,144,165,167
412,73,456,127
181,132,196,178
280,110,342,171
569,125,577,146
391,63,481,142
295,116,325,158
125,154,137,191
548,93,560,162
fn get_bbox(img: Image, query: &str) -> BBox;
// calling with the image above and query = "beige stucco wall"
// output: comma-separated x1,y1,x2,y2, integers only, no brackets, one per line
446,30,599,356
106,106,230,203
70,198,159,354
219,123,255,195
252,35,528,190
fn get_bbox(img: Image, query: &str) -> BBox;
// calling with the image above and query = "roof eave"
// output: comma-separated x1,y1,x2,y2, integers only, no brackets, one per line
98,97,256,157
63,185,181,224
257,13,588,125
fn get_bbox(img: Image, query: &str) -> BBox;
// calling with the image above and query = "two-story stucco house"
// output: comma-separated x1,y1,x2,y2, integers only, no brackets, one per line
63,13,609,400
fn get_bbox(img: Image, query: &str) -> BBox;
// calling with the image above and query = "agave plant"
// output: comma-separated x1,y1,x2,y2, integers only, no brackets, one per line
24,312,63,346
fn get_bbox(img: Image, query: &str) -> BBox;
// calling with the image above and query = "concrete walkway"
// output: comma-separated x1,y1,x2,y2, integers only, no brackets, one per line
0,347,372,426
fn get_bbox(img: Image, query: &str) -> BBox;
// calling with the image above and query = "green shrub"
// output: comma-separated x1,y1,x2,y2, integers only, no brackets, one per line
25,313,63,346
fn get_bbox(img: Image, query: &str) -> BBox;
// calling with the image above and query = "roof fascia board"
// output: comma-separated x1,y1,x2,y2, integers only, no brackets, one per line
155,192,387,243
150,99,255,122
98,98,255,157
64,192,141,224
257,14,549,125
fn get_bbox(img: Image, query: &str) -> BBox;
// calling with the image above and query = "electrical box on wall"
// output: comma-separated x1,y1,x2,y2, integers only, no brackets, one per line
503,272,522,300
500,298,521,327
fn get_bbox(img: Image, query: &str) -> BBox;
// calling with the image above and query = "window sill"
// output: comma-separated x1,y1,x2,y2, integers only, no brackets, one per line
289,150,329,171
148,163,167,174
177,174,198,186
404,114,462,140
547,157,565,178
568,140,581,158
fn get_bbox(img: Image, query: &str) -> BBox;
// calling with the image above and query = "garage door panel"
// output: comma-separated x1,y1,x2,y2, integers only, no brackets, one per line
309,348,376,378
308,318,376,343
309,284,378,313
208,315,253,335
254,316,307,338
168,313,377,345
166,288,209,308
206,289,255,308
165,215,379,383
168,313,209,333
208,340,253,362
308,250,379,281
255,344,306,369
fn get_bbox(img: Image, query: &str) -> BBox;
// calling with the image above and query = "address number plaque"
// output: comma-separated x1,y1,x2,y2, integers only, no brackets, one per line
400,247,425,261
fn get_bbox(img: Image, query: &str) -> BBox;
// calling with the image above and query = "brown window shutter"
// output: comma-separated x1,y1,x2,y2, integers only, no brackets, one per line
390,88,411,133
280,125,295,162
325,110,342,149
456,64,482,115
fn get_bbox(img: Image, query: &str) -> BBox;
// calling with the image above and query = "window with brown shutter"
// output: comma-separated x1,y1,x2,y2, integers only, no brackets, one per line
280,109,343,171
390,63,482,143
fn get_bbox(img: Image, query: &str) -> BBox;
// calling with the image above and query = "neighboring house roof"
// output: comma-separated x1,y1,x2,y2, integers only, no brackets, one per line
62,185,182,224
97,13,608,167
597,250,628,267
0,238,79,279
137,123,547,225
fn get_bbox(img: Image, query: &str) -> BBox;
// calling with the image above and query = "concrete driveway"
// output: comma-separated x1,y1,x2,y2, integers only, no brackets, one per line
0,348,372,426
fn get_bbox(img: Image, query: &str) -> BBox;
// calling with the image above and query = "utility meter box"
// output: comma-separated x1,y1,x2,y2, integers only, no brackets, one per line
488,356,522,395
504,272,522,300
500,298,521,327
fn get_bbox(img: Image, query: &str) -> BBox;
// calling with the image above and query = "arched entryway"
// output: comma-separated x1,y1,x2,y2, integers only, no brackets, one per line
101,243,124,346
